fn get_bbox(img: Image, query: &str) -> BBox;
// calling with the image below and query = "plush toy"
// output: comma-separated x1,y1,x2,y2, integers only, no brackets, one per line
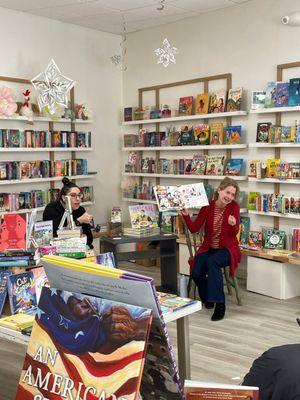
0,85,17,116
76,103,92,120
20,89,34,122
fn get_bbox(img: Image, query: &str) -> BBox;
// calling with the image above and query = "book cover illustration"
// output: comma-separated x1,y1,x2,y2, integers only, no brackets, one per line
157,292,197,314
224,159,243,176
263,228,286,249
184,380,258,400
96,252,116,268
205,156,225,175
179,125,193,145
0,213,27,251
251,90,266,109
247,192,260,210
194,124,210,145
0,312,35,331
225,126,242,144
34,220,53,246
154,183,209,212
179,96,193,115
210,123,224,145
129,204,158,228
7,271,37,314
190,155,207,175
208,90,226,113
15,286,153,400
256,122,271,142
226,87,243,112
195,93,209,114
288,78,300,106
264,81,277,108
248,231,263,248
274,82,289,107
32,266,48,303
0,269,12,315
239,216,250,247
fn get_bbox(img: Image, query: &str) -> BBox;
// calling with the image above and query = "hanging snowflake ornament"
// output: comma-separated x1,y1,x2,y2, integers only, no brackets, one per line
155,38,179,68
31,59,76,115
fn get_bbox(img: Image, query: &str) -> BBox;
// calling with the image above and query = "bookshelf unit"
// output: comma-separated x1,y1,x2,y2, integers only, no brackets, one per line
0,74,96,214
122,73,247,205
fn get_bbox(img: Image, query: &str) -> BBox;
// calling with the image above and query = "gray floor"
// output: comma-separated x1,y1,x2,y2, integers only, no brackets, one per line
1,262,300,400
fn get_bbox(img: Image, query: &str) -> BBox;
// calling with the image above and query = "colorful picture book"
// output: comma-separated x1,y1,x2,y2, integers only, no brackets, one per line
184,380,259,400
15,286,153,400
40,255,188,399
0,213,27,251
7,271,37,314
248,231,263,248
256,122,272,142
194,124,210,145
0,270,12,315
226,87,243,112
275,82,289,107
208,90,226,113
264,81,277,108
225,125,242,144
0,312,35,332
129,204,158,228
210,123,224,145
251,90,266,109
190,154,207,175
33,220,53,246
224,159,243,176
206,156,225,175
179,96,193,115
263,228,286,249
154,183,209,211
195,93,209,114
288,78,300,106
32,266,48,302
239,216,250,246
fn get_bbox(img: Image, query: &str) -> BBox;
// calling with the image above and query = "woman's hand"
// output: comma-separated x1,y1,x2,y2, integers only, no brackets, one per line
228,215,236,226
77,212,93,225
181,208,189,216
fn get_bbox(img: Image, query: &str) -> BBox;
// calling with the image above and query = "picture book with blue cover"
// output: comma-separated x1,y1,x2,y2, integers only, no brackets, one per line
224,159,243,176
288,78,300,106
7,271,37,314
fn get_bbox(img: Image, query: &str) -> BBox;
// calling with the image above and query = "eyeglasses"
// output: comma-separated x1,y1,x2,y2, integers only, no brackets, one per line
69,193,84,199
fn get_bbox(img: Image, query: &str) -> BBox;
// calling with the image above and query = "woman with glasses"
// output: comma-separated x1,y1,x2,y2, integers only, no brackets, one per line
43,177,94,248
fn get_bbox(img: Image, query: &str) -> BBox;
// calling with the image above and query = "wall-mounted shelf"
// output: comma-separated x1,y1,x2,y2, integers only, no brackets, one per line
122,144,247,151
248,210,300,220
0,201,95,215
249,106,300,114
0,147,93,152
123,111,247,126
0,174,96,186
248,177,300,184
0,115,93,124
123,172,247,180
248,142,300,148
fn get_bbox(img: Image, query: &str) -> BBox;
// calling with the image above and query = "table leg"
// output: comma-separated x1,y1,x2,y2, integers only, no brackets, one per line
176,316,191,382
160,238,178,293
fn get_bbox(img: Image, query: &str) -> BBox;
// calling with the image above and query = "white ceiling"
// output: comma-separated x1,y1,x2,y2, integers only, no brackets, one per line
0,0,252,34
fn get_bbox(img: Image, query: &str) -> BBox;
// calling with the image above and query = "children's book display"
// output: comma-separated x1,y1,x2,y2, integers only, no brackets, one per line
255,121,299,144
248,159,300,180
154,183,209,212
7,270,37,314
18,254,196,400
129,204,158,229
184,380,259,400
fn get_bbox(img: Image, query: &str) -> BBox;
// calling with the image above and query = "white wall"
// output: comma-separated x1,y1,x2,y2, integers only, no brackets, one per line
0,6,122,227
123,0,300,238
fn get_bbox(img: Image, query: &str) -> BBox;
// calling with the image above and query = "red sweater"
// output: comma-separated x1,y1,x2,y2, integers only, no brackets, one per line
183,200,241,276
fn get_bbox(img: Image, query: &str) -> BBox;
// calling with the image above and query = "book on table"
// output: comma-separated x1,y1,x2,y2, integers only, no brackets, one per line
14,255,195,399
184,380,259,399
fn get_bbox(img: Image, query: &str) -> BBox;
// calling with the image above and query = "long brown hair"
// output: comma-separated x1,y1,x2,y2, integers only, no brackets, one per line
213,177,240,201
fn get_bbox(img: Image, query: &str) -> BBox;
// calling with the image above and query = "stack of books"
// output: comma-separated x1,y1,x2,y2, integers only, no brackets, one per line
123,226,160,237
0,313,35,332
0,250,38,268
53,236,87,258
57,227,82,239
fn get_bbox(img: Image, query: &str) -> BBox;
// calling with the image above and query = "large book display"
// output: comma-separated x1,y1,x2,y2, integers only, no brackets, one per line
15,255,186,399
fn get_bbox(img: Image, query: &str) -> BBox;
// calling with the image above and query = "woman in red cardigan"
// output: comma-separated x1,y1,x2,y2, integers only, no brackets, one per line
182,177,241,321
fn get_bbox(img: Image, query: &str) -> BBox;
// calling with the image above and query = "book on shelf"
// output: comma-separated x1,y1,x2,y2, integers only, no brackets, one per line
208,89,226,113
274,82,289,107
209,122,224,145
239,216,250,247
205,155,225,176
262,228,286,249
247,192,260,210
184,380,259,400
178,96,193,116
179,125,194,145
226,87,243,112
195,93,209,114
225,125,242,144
37,255,186,399
0,312,35,332
194,124,210,145
7,271,37,315
0,213,27,251
288,78,300,106
251,90,266,109
154,183,208,212
256,122,271,142
124,106,134,121
129,204,158,229
224,159,243,176
264,81,277,108
248,231,263,249
15,285,153,400
190,154,207,175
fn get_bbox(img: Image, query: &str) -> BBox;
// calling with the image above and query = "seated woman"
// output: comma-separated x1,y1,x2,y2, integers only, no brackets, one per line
43,177,94,249
181,177,241,321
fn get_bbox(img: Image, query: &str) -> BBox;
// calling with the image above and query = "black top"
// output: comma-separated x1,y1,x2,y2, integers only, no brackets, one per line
243,344,300,400
43,200,93,249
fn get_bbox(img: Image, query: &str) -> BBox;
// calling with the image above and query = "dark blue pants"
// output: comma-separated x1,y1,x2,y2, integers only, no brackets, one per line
192,248,231,303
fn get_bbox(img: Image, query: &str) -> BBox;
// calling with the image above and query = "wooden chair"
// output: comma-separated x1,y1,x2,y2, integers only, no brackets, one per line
182,218,242,306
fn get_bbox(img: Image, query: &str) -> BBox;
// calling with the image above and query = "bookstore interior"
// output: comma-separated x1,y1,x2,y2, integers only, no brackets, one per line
1,0,300,399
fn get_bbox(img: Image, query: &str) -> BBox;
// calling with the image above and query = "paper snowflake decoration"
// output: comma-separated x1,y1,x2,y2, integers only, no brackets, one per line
31,59,76,115
154,38,179,68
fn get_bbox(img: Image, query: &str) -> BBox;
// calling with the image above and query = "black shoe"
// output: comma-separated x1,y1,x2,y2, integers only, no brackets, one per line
211,303,226,321
205,302,215,309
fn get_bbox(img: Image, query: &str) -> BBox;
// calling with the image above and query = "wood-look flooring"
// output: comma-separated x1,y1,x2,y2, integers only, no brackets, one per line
1,262,300,400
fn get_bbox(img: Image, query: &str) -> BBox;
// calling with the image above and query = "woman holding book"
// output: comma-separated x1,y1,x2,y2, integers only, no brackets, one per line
43,177,94,248
181,177,241,321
